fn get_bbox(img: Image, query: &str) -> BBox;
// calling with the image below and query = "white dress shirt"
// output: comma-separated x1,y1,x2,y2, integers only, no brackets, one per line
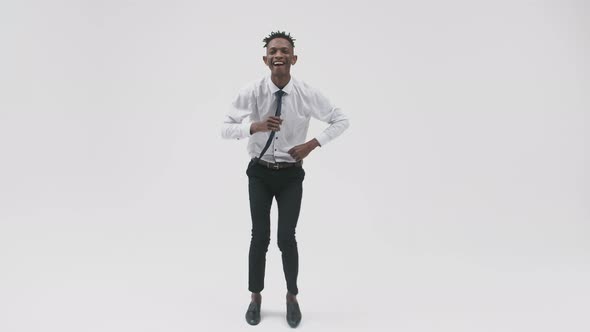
221,75,350,163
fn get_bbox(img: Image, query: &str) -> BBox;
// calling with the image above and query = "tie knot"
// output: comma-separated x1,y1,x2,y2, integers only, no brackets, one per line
275,90,285,98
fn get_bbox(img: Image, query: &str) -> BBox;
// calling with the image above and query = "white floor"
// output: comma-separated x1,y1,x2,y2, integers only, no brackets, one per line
1,207,588,332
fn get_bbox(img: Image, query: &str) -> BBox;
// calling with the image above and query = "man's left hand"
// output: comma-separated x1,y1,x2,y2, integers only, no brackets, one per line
288,139,320,161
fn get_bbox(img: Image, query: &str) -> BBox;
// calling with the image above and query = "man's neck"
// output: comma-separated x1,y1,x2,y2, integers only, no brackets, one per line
270,74,291,90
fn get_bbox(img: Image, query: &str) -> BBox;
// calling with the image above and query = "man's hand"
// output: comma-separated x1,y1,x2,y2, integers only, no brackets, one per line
251,116,283,134
288,139,320,161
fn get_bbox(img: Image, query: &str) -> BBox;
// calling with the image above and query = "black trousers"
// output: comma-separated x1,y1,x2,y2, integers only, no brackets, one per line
246,159,305,295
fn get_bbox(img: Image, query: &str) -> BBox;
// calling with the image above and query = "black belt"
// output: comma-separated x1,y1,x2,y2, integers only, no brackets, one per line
252,158,302,170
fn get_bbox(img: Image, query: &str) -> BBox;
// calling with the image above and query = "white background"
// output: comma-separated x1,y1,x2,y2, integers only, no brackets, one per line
0,0,588,331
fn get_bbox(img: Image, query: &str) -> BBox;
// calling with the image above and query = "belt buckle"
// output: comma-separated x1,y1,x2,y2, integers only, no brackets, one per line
271,163,280,170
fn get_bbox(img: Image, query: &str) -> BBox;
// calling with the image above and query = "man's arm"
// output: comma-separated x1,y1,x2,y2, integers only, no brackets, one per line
288,90,349,161
309,90,350,147
221,87,286,139
221,88,255,140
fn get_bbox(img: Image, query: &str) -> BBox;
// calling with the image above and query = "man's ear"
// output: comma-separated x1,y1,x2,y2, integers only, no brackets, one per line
291,55,298,65
263,55,268,65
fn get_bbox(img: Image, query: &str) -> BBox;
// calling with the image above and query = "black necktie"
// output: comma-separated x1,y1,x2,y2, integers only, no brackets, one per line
257,90,285,159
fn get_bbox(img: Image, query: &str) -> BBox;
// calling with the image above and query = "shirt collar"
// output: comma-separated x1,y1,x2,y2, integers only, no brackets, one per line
267,75,294,95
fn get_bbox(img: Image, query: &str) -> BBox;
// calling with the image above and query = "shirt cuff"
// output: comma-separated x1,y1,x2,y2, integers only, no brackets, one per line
314,132,330,147
239,121,253,139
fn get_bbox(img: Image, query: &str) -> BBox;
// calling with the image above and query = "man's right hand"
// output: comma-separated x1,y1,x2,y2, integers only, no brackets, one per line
251,116,283,134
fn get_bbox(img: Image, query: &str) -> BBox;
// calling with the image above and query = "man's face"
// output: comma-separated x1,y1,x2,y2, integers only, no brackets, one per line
263,38,297,75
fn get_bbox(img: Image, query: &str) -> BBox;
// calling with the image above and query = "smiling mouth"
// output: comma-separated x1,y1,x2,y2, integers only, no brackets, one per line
273,61,285,67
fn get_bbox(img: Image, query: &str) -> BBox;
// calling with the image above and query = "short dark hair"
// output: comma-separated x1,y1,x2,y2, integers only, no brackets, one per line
262,30,296,48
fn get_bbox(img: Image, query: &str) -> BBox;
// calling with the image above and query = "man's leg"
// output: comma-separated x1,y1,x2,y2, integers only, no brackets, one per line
275,167,305,296
247,165,274,294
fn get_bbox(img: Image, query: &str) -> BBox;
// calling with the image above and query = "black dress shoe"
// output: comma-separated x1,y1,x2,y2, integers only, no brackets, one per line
245,301,261,325
286,302,302,328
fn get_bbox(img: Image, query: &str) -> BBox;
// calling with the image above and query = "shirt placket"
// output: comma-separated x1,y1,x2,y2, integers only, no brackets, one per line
271,95,280,163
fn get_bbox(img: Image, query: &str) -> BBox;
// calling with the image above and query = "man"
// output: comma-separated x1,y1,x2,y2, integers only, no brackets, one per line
221,31,349,328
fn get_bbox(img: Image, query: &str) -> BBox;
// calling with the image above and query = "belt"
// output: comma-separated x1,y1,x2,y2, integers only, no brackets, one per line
252,158,302,170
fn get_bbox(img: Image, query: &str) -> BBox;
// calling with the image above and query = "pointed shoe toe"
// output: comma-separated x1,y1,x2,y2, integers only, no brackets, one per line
245,301,261,325
286,302,302,328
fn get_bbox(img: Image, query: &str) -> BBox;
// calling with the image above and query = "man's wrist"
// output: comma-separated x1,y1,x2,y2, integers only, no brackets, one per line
250,122,259,134
307,138,320,150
